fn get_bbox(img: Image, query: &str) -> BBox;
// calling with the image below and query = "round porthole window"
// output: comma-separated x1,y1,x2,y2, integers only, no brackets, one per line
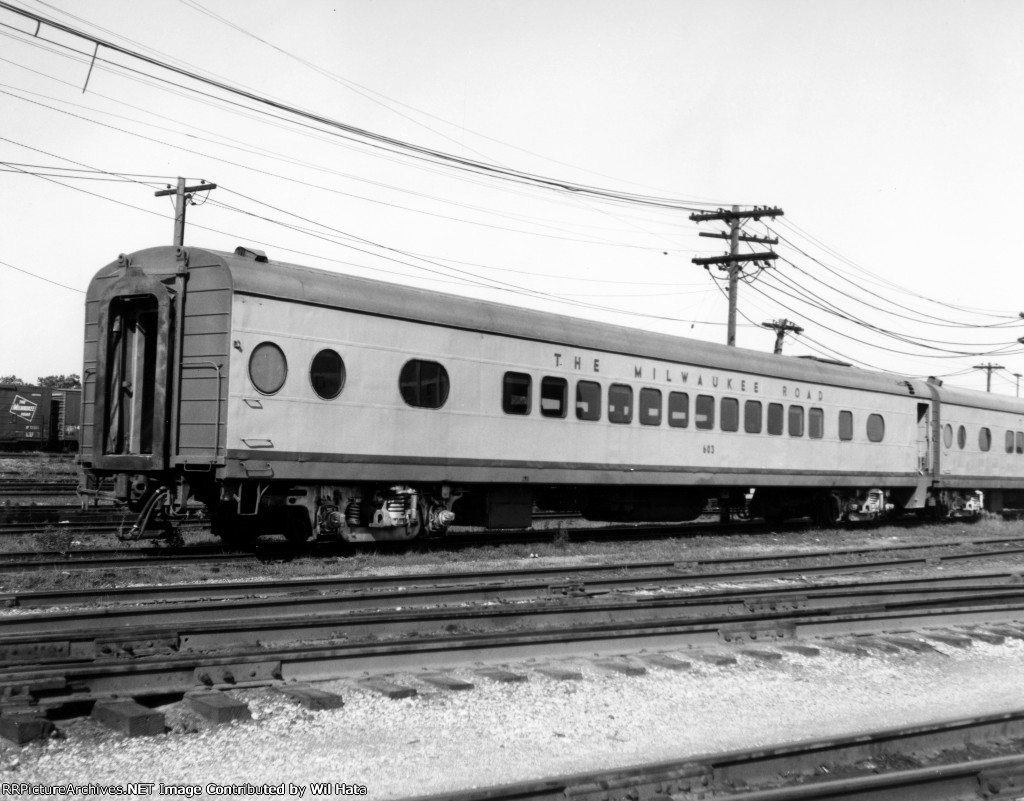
310,349,345,400
249,342,287,395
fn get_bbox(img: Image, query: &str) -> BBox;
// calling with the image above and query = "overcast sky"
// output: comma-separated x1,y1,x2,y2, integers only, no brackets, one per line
2,0,1024,394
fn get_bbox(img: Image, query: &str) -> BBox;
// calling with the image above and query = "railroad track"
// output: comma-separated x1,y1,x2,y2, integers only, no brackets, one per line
2,530,1024,575
406,708,1024,801
4,570,1024,649
4,561,1024,712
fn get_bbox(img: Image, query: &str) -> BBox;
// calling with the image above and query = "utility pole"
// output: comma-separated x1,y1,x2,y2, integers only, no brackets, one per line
154,177,217,246
761,318,804,355
1015,373,1022,398
973,362,1004,393
691,206,784,346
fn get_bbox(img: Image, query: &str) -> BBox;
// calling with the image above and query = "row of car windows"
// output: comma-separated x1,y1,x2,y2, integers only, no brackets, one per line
937,424,1024,454
502,372,886,441
246,348,1024,455
248,347,890,441
248,343,450,406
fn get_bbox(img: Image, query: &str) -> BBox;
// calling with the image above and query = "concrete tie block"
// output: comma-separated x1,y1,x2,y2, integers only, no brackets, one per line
779,644,821,657
924,631,974,648
593,658,647,676
420,673,474,691
819,641,872,657
358,678,417,699
91,700,164,737
474,668,528,684
0,714,54,745
276,685,345,710
536,665,583,681
879,636,938,653
740,648,784,662
690,651,738,666
187,691,251,725
639,653,692,671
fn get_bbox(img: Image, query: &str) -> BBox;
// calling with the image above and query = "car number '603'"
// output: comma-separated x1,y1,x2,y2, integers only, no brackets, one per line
703,445,715,454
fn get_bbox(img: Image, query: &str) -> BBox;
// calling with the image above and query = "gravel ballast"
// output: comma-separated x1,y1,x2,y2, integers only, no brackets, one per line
3,634,1024,799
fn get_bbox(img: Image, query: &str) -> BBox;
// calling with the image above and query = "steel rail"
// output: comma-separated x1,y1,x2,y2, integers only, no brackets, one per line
3,583,1024,670
2,572,1024,643
396,709,1024,801
5,539,1024,614
4,586,1024,707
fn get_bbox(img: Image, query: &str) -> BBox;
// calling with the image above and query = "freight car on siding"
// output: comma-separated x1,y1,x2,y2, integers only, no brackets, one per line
79,245,1021,543
0,384,81,451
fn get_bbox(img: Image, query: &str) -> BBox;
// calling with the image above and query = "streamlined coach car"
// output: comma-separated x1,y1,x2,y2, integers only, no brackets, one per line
79,245,1024,543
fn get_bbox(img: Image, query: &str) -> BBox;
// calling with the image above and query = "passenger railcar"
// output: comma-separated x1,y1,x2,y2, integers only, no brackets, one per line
0,384,80,451
79,245,1024,543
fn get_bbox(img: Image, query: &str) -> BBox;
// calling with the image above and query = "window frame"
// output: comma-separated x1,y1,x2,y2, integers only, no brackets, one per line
720,397,739,432
667,392,689,428
539,376,568,419
398,359,450,409
575,380,602,421
788,405,804,437
808,407,824,439
309,348,346,400
501,371,532,416
639,387,662,426
607,383,634,425
867,413,886,443
838,410,854,441
249,341,288,396
695,394,715,430
744,400,762,434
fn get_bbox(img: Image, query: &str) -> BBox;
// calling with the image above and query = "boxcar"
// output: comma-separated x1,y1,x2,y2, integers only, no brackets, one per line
0,384,80,451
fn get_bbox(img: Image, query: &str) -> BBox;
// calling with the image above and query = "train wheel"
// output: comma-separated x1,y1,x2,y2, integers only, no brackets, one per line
210,506,246,546
813,493,843,528
283,507,312,545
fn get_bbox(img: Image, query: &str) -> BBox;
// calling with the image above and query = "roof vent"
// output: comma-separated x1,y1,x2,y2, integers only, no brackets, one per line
234,246,268,263
795,355,852,367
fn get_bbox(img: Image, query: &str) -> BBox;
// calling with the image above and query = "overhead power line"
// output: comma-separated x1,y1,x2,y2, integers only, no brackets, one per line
0,2,712,213
0,258,83,293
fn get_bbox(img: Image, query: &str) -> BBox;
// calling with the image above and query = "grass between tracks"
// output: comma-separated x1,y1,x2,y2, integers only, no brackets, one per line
3,513,1024,595
0,453,77,479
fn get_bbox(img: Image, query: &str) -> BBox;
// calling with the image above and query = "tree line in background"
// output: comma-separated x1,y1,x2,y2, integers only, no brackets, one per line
0,374,82,388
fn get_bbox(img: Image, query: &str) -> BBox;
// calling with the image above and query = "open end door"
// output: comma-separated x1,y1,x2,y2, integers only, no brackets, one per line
105,295,160,455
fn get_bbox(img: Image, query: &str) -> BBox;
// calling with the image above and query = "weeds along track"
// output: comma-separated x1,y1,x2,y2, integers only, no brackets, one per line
4,564,1024,712
405,708,1024,801
0,480,79,496
7,533,1024,605
3,530,1024,577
